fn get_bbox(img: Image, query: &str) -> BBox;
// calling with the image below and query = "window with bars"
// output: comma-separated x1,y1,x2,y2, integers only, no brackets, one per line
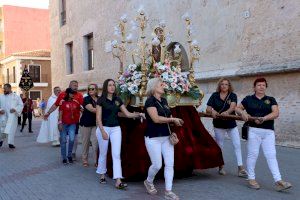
29,65,41,82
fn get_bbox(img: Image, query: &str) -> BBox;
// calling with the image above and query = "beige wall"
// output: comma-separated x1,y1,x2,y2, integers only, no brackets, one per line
50,0,300,146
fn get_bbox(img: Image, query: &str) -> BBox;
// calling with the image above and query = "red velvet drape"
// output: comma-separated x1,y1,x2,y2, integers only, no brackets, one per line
107,106,224,181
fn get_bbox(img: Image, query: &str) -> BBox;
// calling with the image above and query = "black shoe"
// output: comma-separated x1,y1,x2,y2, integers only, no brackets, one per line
68,157,73,164
8,144,15,149
62,159,68,165
0,141,3,147
29,131,33,133
20,129,23,132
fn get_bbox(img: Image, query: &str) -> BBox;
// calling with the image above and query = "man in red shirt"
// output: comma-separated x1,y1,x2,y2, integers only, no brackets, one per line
44,80,83,160
20,92,34,133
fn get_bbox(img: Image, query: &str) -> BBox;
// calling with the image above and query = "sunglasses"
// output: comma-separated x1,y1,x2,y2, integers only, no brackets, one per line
88,88,96,91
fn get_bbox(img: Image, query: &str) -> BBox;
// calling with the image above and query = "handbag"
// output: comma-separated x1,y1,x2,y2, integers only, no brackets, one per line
242,122,249,140
156,100,179,145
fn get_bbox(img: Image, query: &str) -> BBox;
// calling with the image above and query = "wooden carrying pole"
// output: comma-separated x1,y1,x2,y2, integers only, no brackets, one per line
198,112,258,122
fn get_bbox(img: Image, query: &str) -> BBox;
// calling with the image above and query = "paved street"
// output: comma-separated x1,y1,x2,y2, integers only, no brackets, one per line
0,119,299,200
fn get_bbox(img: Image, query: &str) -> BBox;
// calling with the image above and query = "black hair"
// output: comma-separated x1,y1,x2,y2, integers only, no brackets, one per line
64,88,75,101
100,79,117,100
4,83,11,88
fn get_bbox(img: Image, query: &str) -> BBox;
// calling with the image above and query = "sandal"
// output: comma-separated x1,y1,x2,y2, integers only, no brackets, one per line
99,177,107,184
115,182,127,190
238,169,248,178
83,162,89,167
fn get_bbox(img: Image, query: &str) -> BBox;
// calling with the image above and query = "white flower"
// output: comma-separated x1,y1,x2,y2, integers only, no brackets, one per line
157,63,166,71
134,79,141,85
128,84,139,94
171,82,177,89
128,64,137,71
161,72,169,80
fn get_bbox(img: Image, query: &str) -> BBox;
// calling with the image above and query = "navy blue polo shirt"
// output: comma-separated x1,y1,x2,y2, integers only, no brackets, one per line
80,95,98,127
145,96,171,138
207,92,237,129
241,94,278,130
97,96,123,127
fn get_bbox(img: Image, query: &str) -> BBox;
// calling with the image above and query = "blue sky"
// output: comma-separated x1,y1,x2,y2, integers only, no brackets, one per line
0,0,49,9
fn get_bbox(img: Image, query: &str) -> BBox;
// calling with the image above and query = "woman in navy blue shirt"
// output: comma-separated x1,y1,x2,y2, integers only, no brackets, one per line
207,78,247,177
236,77,292,191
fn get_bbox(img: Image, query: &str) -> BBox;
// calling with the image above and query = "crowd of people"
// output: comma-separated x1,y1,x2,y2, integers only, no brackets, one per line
0,77,292,200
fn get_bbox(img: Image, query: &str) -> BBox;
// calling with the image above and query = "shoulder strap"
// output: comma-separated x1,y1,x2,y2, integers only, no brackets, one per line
218,92,231,114
156,100,172,135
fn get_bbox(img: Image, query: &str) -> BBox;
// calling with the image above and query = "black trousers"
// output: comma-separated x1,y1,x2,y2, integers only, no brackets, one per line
18,116,22,125
21,112,33,132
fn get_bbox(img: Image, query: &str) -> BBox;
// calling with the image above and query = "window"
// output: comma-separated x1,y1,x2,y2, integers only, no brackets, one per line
83,33,94,70
87,34,94,70
6,68,9,83
66,42,73,74
29,65,41,82
29,91,41,100
61,0,66,25
13,66,16,83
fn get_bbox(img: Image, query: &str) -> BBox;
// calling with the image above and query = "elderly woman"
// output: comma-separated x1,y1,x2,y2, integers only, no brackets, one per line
79,84,99,167
96,79,144,190
235,77,292,191
206,78,247,177
143,78,184,200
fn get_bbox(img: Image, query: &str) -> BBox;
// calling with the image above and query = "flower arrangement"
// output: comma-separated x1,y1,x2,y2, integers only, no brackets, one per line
118,64,143,95
117,60,201,103
152,60,191,94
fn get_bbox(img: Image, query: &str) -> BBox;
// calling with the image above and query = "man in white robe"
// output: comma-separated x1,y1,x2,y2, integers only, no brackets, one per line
0,84,24,148
37,87,61,146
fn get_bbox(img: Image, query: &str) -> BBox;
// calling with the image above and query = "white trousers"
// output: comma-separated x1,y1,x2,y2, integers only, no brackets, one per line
145,136,174,191
214,127,243,166
247,127,282,182
96,126,123,179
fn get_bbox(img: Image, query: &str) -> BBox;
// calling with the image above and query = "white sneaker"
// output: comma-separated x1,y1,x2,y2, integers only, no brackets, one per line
165,191,180,200
144,180,157,195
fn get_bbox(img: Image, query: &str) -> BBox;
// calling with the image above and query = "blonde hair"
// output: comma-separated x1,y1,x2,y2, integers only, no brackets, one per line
146,78,162,97
216,78,234,93
87,83,99,96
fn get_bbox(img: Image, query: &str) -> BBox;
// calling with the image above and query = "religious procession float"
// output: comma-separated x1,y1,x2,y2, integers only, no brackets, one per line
106,6,224,180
